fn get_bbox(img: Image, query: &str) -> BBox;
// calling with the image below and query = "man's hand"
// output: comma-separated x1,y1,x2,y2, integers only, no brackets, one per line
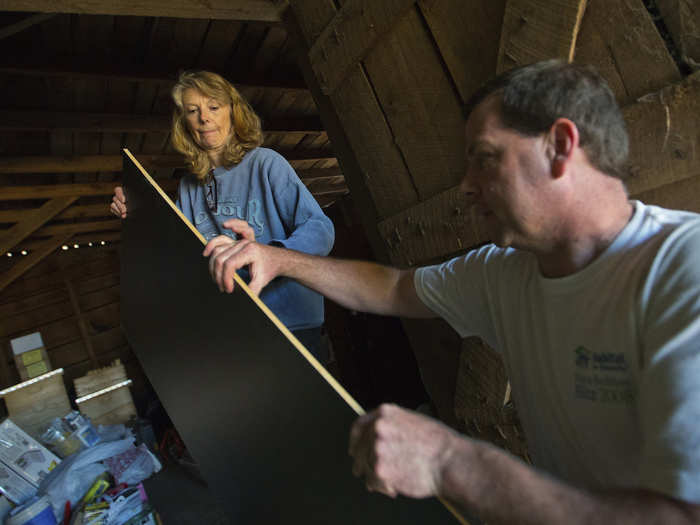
110,186,128,218
203,219,280,295
348,404,457,499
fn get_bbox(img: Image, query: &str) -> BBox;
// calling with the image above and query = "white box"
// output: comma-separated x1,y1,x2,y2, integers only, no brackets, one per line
9,333,44,355
0,419,60,486
0,462,37,504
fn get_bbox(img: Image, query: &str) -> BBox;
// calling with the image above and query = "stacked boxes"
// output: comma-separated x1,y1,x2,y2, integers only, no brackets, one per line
0,419,61,504
9,333,52,381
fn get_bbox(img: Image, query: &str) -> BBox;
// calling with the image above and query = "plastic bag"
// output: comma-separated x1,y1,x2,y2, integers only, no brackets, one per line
104,444,162,486
39,437,135,522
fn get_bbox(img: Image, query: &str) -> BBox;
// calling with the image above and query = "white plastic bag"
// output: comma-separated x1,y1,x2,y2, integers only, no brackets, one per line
39,437,135,521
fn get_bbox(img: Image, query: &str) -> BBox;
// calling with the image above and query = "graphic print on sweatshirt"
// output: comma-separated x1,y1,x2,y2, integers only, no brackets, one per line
194,197,265,240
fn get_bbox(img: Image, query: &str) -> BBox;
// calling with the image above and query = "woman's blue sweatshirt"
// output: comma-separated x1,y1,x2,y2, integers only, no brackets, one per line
176,147,335,330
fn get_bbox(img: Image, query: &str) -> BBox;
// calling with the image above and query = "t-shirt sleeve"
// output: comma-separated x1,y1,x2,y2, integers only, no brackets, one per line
266,155,335,256
414,245,500,346
637,221,700,504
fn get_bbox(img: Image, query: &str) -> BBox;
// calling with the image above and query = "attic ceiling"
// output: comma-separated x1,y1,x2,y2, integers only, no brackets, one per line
0,2,347,283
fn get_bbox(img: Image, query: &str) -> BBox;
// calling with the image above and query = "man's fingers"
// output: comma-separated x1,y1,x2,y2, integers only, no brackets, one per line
223,219,255,242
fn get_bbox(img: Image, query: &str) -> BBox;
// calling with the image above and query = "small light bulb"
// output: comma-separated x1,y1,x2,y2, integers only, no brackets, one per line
61,245,69,250
21,250,27,256
88,242,93,247
73,244,79,248
6,252,12,257
100,241,106,245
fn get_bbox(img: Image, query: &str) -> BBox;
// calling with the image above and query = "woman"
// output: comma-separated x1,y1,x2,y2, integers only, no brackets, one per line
111,70,335,361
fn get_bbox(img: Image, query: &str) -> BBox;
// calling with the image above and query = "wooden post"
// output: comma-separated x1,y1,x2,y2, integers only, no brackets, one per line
64,278,99,368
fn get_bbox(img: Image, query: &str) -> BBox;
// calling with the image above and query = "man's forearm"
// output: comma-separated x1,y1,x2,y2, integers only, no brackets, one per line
276,248,430,317
440,436,700,525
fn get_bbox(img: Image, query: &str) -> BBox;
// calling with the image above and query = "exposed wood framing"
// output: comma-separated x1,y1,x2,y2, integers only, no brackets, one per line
0,234,73,292
362,7,465,200
656,0,700,71
0,197,77,254
497,0,588,73
0,13,56,41
575,0,681,104
16,232,121,252
418,0,506,104
634,173,700,212
35,220,121,238
1,180,178,200
0,61,308,91
64,278,99,368
0,151,337,174
623,70,700,195
0,0,283,22
377,186,486,267
0,111,323,134
283,3,389,260
308,0,416,95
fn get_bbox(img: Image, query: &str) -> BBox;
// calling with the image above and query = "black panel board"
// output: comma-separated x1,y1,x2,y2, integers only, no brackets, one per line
119,153,455,523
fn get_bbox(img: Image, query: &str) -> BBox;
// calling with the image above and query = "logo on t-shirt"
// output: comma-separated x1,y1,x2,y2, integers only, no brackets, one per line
195,198,266,238
573,346,634,404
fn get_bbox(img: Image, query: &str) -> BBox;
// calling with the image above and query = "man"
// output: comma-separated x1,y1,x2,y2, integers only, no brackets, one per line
203,61,700,524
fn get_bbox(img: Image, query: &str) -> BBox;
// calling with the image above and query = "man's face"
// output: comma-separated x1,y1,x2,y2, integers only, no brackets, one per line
461,95,552,249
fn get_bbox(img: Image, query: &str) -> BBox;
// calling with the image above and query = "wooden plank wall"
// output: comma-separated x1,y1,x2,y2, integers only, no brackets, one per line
0,247,147,411
284,0,698,458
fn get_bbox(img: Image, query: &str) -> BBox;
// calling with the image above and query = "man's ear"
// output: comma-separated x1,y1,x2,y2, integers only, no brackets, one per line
550,119,579,178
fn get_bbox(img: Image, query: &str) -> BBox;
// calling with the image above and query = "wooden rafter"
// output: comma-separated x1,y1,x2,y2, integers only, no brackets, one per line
497,0,588,73
0,196,77,254
0,233,73,292
0,0,283,22
0,61,308,92
64,278,99,368
0,151,337,174
0,180,178,200
0,111,324,134
0,13,56,41
37,220,121,237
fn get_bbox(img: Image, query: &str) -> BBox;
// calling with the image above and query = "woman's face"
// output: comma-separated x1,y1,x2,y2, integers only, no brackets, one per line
182,88,232,152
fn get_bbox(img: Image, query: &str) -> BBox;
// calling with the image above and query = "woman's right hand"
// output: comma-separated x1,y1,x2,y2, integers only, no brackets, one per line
110,186,128,218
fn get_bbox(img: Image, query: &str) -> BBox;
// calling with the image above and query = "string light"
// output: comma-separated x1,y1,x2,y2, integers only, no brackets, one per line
6,252,12,257
61,245,69,250
100,241,106,245
20,250,27,256
73,243,79,249
88,242,93,247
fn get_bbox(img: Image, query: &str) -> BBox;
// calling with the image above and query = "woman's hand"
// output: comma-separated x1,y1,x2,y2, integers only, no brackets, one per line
110,186,128,218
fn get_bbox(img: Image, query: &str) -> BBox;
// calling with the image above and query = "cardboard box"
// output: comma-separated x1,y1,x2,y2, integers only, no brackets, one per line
10,333,52,381
0,419,60,486
0,462,37,504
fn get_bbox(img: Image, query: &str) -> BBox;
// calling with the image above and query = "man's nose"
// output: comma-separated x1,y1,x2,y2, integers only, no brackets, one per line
459,172,479,205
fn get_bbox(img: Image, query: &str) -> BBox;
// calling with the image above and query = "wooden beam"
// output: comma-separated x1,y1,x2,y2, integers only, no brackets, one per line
497,0,588,73
0,234,73,293
0,203,114,224
0,180,178,200
0,0,283,22
298,166,342,181
304,176,348,196
377,186,487,267
0,150,337,174
0,60,308,92
309,0,417,95
0,111,323,133
37,220,121,237
623,70,700,195
64,278,99,368
656,0,700,72
0,13,56,40
0,197,77,254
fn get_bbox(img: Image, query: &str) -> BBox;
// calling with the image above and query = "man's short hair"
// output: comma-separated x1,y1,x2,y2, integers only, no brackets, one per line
465,60,629,178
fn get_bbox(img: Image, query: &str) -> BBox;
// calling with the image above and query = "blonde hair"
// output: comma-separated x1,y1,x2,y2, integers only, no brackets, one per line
171,70,263,182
